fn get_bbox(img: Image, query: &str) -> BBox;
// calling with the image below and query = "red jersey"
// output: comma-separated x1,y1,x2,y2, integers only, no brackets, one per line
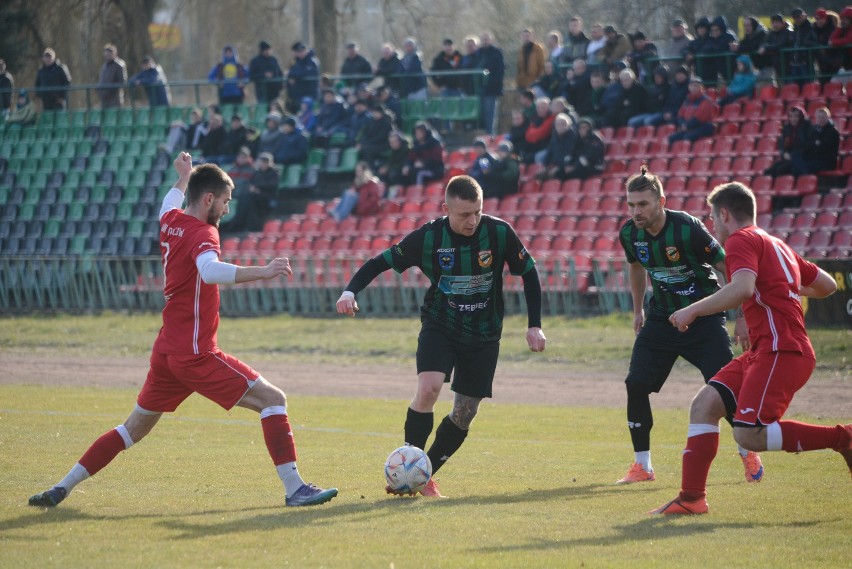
152,209,221,355
724,225,819,356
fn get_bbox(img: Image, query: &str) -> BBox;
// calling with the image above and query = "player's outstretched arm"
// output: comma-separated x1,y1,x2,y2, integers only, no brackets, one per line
799,268,837,299
335,255,394,317
235,258,293,284
173,151,193,193
669,271,756,332
521,267,546,352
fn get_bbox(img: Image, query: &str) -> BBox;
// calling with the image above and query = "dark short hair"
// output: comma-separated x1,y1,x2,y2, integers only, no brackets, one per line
707,182,755,223
446,175,483,202
625,165,664,198
186,164,233,205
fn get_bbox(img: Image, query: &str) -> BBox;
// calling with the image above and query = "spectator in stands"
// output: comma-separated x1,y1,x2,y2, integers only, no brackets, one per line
586,24,607,64
313,88,349,146
287,42,320,114
518,88,536,122
208,46,248,105
804,107,840,173
129,56,170,107
227,146,255,196
660,19,693,62
297,96,316,133
375,43,403,95
375,85,401,122
255,112,283,156
249,41,284,105
329,162,383,222
790,8,820,83
536,113,577,181
6,89,37,126
460,36,481,97
221,115,251,163
829,7,852,81
532,59,564,99
605,68,647,128
551,96,579,125
35,48,71,111
180,107,207,152
598,25,631,67
96,44,127,108
705,17,738,82
199,114,230,164
599,64,625,123
564,58,593,116
400,38,428,100
588,71,608,124
481,140,520,198
628,66,670,127
517,29,546,90
479,32,505,134
525,97,555,163
225,152,280,232
378,130,410,193
403,121,444,186
507,109,530,162
627,31,658,82
565,118,606,180
346,98,371,145
431,38,464,97
340,42,373,86
273,116,309,166
814,9,842,81
717,56,756,107
759,15,795,80
564,18,590,64
735,17,770,72
545,31,565,67
468,138,497,187
0,59,13,117
668,77,717,144
684,17,712,80
358,102,395,167
764,106,812,176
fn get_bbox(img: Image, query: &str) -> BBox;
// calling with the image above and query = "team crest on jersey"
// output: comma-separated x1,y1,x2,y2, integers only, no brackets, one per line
478,250,493,268
636,245,650,263
665,247,680,262
438,252,455,271
518,247,528,260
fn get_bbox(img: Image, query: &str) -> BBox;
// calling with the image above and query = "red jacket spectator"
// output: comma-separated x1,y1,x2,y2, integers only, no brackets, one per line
525,112,556,145
354,179,382,216
677,89,716,125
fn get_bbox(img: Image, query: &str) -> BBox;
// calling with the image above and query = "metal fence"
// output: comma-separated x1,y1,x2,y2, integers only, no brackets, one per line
0,254,632,317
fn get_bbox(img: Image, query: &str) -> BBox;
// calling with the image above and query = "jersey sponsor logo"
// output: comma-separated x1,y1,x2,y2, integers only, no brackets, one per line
478,250,493,268
438,252,455,271
636,245,650,263
161,223,185,237
788,290,801,302
438,272,494,295
739,407,755,414
647,266,696,284
447,298,490,312
665,246,680,262
670,283,696,297
437,248,456,253
198,241,215,249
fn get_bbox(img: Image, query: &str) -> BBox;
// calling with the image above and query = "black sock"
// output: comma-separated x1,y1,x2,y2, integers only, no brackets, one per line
404,408,433,451
426,415,468,475
626,383,653,453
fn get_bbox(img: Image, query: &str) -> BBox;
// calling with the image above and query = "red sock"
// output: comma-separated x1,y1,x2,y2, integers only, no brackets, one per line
78,429,126,476
779,421,846,452
679,432,719,502
261,414,297,466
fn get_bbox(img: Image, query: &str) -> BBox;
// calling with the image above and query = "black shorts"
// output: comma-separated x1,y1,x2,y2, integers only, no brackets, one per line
416,321,500,399
625,312,732,393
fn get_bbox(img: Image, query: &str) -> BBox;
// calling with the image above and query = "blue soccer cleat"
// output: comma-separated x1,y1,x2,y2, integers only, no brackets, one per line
285,483,338,507
28,486,67,508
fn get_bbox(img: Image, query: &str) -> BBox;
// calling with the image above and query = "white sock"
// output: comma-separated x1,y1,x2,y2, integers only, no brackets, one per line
634,451,652,472
277,461,306,498
57,463,90,492
737,444,750,458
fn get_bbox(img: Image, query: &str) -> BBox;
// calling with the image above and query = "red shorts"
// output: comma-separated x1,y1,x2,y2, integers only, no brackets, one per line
137,348,259,413
709,350,815,427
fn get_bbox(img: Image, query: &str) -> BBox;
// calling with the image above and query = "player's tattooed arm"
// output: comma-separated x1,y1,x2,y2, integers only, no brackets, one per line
450,394,482,430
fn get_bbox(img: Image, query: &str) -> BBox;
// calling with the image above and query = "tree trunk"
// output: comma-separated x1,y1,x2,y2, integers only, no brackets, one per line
313,0,337,76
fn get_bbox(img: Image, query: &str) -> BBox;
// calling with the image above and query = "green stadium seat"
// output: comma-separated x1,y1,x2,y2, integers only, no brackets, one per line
118,109,134,128
458,97,480,120
29,145,45,160
70,110,87,128
67,202,84,222
12,142,29,159
426,98,443,120
23,187,41,205
307,148,326,169
0,187,8,204
115,170,130,187
53,157,72,173
116,202,133,222
281,164,303,188
135,108,151,126
55,112,70,130
110,140,127,156
32,172,48,189
129,170,146,188
81,171,98,187
90,185,107,204
123,186,140,203
327,147,359,173
151,106,168,127
87,156,104,173
57,187,74,204
126,218,145,238
18,203,35,221
43,218,61,239
329,132,348,147
102,108,119,127
21,128,36,143
38,111,56,129
69,235,88,255
104,155,121,172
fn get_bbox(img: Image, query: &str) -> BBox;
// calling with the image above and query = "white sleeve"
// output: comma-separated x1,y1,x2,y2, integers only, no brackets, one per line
159,188,186,220
196,250,238,285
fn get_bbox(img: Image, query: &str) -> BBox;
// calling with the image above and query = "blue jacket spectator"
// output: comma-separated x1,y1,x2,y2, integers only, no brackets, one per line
249,41,284,104
297,96,317,133
459,36,481,95
659,65,690,123
129,56,170,107
346,99,371,144
274,117,309,166
376,44,404,95
468,138,497,185
314,89,349,140
400,39,428,99
626,32,658,82
287,43,320,113
718,56,756,106
208,46,249,105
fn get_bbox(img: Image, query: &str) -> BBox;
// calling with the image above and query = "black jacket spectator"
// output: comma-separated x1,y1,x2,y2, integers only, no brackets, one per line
761,17,795,78
565,119,606,180
532,62,564,98
340,44,373,85
563,64,593,116
626,33,659,81
737,17,770,69
405,122,444,185
764,107,812,176
249,42,284,104
430,45,464,92
705,16,738,81
479,43,505,96
804,112,840,172
542,121,577,180
287,44,320,113
606,71,647,127
563,31,590,64
379,132,411,188
223,117,251,159
35,51,71,111
359,105,395,166
483,146,520,198
684,17,712,78
376,48,403,95
0,61,13,114
662,67,690,122
273,119,309,166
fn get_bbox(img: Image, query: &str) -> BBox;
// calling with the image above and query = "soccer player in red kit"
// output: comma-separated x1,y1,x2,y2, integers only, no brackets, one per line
651,181,851,515
29,152,337,508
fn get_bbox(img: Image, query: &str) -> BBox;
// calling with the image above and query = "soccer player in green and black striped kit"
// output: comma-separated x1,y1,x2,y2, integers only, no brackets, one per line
615,166,763,485
336,175,546,497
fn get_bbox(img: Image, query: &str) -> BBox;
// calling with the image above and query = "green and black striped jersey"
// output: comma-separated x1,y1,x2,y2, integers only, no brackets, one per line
383,215,535,343
619,209,725,316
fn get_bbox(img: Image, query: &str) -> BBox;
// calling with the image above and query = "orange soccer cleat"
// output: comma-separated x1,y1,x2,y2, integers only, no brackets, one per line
741,451,764,483
419,478,446,498
649,496,709,516
835,424,852,481
616,462,656,485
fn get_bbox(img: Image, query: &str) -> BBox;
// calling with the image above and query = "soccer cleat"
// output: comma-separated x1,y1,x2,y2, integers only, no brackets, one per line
285,483,338,507
834,424,852,481
419,478,446,498
385,485,417,497
616,462,656,484
741,451,764,483
28,486,67,508
649,496,709,516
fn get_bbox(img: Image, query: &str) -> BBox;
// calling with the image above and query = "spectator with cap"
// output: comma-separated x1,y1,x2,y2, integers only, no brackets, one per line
249,41,284,105
377,130,411,192
403,121,444,186
598,25,631,67
545,31,565,68
627,31,658,82
273,116,309,166
467,137,497,187
564,118,606,180
35,48,71,111
814,9,841,81
563,18,590,64
517,28,546,90
430,38,464,97
829,7,852,81
375,43,404,95
660,19,693,62
734,17,770,72
97,43,127,108
764,106,812,176
358,102,395,167
255,112,283,156
790,8,820,83
759,15,795,80
479,32,506,134
313,88,349,146
0,59,13,117
804,106,840,173
129,56,170,107
6,89,37,127
328,161,383,222
668,77,717,144
225,152,280,232
717,56,756,107
340,42,373,86
287,42,320,113
400,38,428,100
208,46,249,105
586,24,607,64
481,140,520,198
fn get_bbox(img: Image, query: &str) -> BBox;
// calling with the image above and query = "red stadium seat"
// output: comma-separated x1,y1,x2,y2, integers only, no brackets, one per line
551,235,573,252
801,82,821,100
529,235,552,254
721,102,742,121
755,137,776,156
764,101,785,119
262,219,283,235
668,157,691,175
601,178,622,194
690,156,712,175
757,213,773,228
755,193,771,214
518,195,542,212
256,237,277,254
625,158,646,173
305,201,326,215
294,236,313,251
301,218,320,233
330,236,351,251
760,119,782,136
712,137,735,156
599,195,622,212
274,236,296,254
742,100,763,119
350,236,371,251
795,175,818,195
665,195,685,210
666,176,687,194
281,218,301,234
752,156,774,174
514,214,538,232
381,200,402,214
581,178,602,193
499,194,522,215
829,99,849,117
615,126,634,140
788,231,810,250
733,137,757,157
377,217,398,232
634,125,655,139
338,216,358,235
758,85,778,100
555,215,577,233
655,124,676,139
814,212,838,228
772,212,795,231
806,99,827,116
357,217,378,233
779,83,801,102
731,156,753,175
222,237,240,253
751,175,772,193
578,195,601,212
822,82,844,99
319,217,338,233
537,215,558,233
597,215,621,234
692,139,713,156
793,212,816,230
683,196,707,214
561,179,582,193
397,217,419,232
558,195,580,212
572,235,594,253
648,157,668,173
821,192,843,210
808,230,832,250
538,195,560,212
608,140,628,159
425,182,444,197
831,230,852,247
686,176,708,194
576,215,598,233
370,236,391,250
521,179,541,194
541,179,561,194
772,174,796,195
670,140,691,157
740,121,761,136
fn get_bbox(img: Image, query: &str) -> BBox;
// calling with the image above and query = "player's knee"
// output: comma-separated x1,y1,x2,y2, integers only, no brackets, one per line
626,381,651,398
264,385,286,408
733,427,765,452
689,386,726,423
